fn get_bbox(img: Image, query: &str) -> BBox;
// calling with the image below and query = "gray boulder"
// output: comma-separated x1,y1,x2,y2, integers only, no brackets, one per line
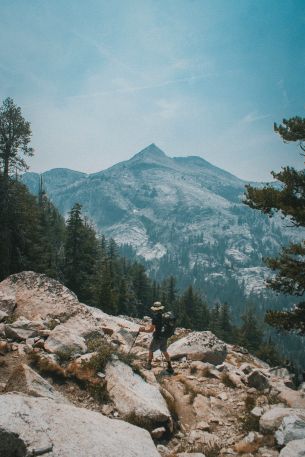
105,360,171,429
5,317,45,340
4,363,67,403
260,407,305,433
44,322,87,357
275,415,305,446
0,271,81,320
167,331,227,364
279,438,305,457
0,393,161,457
247,370,270,391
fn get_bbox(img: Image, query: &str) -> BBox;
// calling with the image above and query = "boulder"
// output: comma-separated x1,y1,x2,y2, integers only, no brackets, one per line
167,331,227,364
251,407,264,418
247,370,270,391
4,363,67,403
0,393,161,457
85,305,139,333
224,371,244,388
0,309,8,322
105,360,171,429
260,407,305,433
0,284,16,315
279,438,305,457
5,317,45,340
257,449,279,457
277,387,305,409
0,271,81,320
44,323,87,357
275,415,305,446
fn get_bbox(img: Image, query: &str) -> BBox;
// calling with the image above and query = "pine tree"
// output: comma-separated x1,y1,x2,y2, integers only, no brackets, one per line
131,262,151,316
219,302,234,342
64,203,99,302
209,303,221,336
239,307,263,352
0,98,34,176
0,176,43,279
244,114,305,334
34,177,65,279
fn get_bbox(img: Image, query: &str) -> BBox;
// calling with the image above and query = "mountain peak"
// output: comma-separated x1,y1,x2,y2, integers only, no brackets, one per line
132,143,167,160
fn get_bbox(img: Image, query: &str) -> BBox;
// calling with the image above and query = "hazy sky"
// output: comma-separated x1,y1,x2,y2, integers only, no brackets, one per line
1,0,304,181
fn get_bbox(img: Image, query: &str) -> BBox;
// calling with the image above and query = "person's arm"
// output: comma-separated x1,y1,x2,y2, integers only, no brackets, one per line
139,324,155,333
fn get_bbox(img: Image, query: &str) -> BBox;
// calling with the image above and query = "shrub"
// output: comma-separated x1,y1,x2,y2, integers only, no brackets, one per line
56,347,75,364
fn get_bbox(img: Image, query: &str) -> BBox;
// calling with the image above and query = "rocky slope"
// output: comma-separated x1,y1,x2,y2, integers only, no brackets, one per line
22,145,302,302
1,271,305,456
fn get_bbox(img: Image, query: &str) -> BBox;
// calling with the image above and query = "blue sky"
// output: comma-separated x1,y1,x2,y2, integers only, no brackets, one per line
0,0,304,181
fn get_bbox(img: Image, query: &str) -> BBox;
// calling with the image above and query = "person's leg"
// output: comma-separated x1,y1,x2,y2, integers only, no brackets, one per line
160,339,174,373
147,339,157,369
162,351,174,373
163,351,170,362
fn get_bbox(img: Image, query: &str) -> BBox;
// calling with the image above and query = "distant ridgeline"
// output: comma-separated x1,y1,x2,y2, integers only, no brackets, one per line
22,144,300,315
2,172,299,369
20,145,305,370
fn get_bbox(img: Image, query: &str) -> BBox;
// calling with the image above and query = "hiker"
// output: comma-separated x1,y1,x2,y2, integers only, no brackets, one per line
139,301,174,374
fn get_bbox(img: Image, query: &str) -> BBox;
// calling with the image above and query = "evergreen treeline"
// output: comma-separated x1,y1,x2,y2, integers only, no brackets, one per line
0,176,284,366
0,97,287,369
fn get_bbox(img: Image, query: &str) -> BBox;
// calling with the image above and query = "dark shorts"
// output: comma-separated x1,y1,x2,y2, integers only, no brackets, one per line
149,335,168,353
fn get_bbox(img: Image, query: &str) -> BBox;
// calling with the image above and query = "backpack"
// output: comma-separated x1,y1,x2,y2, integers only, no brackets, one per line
161,311,176,337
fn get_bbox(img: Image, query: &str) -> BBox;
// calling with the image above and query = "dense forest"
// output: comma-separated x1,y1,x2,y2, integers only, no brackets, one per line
1,97,304,375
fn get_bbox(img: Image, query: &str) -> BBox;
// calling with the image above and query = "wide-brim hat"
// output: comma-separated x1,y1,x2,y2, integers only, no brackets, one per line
151,301,164,312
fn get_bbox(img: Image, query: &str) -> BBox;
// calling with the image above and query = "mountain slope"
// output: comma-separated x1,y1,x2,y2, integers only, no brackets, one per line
22,144,300,305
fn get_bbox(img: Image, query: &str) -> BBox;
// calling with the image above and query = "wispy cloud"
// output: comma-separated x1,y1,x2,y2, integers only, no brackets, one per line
66,72,212,100
241,111,271,124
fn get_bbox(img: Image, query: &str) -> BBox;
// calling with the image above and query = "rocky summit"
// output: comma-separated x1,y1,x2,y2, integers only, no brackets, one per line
1,271,305,456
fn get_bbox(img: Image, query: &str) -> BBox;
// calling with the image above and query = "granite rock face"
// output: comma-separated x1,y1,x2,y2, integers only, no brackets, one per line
275,415,305,446
260,407,305,433
4,363,67,403
167,331,227,364
279,438,305,457
105,360,171,429
0,271,80,320
0,393,161,457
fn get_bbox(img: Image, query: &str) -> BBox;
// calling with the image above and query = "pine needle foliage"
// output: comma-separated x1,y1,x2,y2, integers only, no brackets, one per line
244,114,305,335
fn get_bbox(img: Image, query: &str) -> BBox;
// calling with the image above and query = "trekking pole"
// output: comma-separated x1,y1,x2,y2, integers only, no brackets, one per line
128,331,140,355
